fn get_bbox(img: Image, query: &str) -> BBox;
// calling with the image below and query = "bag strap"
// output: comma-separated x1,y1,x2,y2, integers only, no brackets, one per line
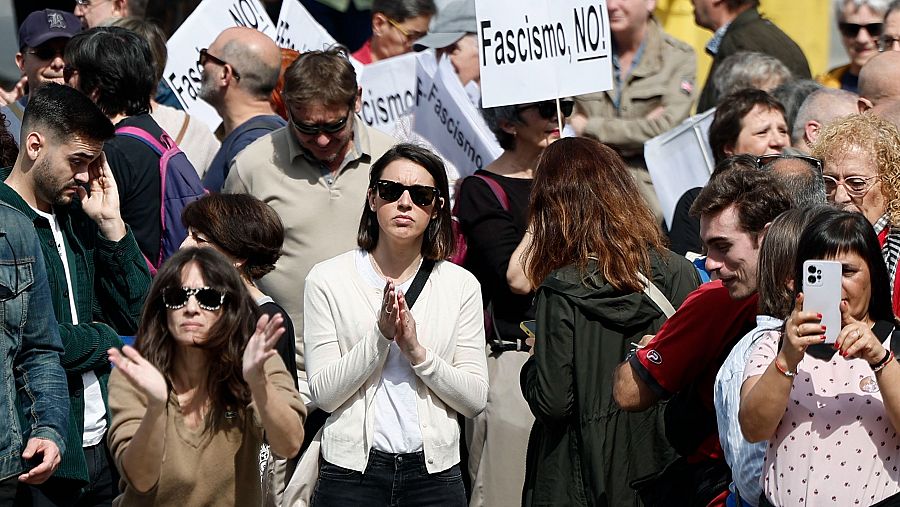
404,258,436,309
637,272,676,318
175,114,191,145
472,173,510,210
115,126,166,154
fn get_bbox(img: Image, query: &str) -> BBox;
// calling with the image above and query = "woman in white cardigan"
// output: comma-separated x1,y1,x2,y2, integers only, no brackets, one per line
303,144,489,506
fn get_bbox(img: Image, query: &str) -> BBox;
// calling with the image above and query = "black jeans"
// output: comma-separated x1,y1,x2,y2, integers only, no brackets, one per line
16,441,120,507
311,449,466,507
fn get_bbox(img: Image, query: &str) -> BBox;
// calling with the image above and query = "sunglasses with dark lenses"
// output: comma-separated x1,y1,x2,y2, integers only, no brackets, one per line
517,100,575,120
374,179,438,207
162,286,226,311
27,45,65,61
838,22,883,38
198,48,242,80
290,111,351,135
755,154,823,173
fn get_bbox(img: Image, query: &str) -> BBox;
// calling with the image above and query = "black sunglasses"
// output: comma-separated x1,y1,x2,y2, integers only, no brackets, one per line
374,179,438,207
755,154,823,173
162,286,226,311
517,100,575,120
27,45,65,61
838,22,883,38
198,48,241,80
289,110,352,135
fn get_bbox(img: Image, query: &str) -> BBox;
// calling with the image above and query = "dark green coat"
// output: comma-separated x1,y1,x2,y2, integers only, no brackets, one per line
520,249,700,506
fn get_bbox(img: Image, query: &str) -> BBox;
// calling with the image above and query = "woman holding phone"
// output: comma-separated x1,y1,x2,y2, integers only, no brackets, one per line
740,209,900,506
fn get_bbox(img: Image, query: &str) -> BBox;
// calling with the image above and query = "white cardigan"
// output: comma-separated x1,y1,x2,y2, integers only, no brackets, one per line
303,250,489,473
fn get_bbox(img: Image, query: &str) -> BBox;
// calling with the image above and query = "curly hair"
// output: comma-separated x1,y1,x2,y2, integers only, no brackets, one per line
0,111,17,167
524,137,665,291
811,113,900,226
134,248,261,435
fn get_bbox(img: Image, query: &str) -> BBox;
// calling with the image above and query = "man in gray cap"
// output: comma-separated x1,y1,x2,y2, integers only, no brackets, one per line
1,9,81,146
414,0,480,91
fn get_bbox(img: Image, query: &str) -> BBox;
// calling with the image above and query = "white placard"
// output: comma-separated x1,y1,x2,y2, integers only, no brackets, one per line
644,108,716,227
274,0,338,52
358,53,419,134
412,56,502,174
164,0,276,131
475,0,614,107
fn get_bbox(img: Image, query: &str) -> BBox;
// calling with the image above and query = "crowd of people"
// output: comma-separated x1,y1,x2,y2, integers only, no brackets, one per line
5,0,900,506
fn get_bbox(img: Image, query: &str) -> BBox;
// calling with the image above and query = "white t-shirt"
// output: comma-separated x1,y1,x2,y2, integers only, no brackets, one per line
33,207,107,447
355,250,424,453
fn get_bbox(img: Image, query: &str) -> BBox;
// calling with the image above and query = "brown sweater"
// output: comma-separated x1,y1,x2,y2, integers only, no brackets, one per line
107,356,306,506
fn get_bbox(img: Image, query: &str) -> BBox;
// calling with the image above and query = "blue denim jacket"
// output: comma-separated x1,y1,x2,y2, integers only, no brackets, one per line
0,202,69,481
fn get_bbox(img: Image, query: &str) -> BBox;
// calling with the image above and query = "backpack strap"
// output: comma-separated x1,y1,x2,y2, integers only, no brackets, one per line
637,272,676,318
115,126,166,155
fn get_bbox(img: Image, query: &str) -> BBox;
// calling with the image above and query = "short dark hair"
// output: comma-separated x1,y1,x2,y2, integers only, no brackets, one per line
709,88,786,164
793,209,895,324
283,46,357,108
64,26,155,117
111,17,167,84
691,154,793,238
372,0,437,20
22,83,114,144
357,144,454,260
724,0,759,9
481,104,520,150
181,194,285,281
0,111,17,167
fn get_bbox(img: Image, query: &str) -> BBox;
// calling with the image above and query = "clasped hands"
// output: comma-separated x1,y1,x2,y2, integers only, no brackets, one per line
377,280,426,366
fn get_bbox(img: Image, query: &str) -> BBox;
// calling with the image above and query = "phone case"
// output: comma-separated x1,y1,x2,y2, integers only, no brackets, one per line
802,260,842,344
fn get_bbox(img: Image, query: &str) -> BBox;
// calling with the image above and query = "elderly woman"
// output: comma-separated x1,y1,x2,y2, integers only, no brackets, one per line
106,247,306,505
455,97,570,506
352,0,436,64
520,137,700,506
740,209,900,505
303,143,488,506
818,0,889,92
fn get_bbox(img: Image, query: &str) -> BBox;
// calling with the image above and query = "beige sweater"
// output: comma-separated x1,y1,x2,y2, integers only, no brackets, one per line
107,356,306,506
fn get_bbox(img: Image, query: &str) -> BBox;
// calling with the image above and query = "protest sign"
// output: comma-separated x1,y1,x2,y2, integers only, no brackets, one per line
274,0,338,52
475,0,613,107
358,53,419,134
164,0,276,131
412,56,502,176
644,108,716,227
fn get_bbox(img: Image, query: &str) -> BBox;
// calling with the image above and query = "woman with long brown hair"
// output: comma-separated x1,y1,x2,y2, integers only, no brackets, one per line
519,137,700,506
105,248,305,505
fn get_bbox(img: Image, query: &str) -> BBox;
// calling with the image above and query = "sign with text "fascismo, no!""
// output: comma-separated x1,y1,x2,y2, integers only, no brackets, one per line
475,0,613,108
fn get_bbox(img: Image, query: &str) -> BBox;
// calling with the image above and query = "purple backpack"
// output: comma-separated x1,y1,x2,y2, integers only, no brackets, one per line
115,126,207,274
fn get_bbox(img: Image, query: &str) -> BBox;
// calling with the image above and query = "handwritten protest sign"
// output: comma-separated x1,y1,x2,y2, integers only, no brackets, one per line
475,0,614,107
358,53,418,134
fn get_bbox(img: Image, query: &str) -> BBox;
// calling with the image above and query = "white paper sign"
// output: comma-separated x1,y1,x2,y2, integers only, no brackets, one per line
413,56,502,174
644,108,716,227
358,53,419,134
164,0,276,131
274,0,338,52
475,0,613,107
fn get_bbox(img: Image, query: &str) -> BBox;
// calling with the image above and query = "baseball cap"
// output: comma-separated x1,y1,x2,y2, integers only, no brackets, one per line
413,0,476,51
19,9,82,49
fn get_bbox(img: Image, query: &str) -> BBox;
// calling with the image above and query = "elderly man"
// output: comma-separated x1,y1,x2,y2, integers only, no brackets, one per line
882,0,900,51
224,48,397,404
569,0,696,223
199,27,286,191
858,50,900,112
818,0,889,93
693,0,810,112
812,113,900,316
73,0,147,28
0,9,81,145
791,87,858,153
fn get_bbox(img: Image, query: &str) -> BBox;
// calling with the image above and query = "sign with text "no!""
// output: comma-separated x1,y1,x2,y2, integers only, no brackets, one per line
475,0,613,107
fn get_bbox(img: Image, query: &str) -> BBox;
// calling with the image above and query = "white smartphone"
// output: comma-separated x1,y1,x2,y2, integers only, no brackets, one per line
802,260,842,344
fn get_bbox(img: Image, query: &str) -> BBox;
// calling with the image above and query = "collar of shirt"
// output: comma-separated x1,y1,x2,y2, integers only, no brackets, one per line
705,23,730,56
611,38,647,109
875,213,891,238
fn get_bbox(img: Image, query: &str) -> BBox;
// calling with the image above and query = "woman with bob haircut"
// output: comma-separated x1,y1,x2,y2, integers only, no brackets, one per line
519,137,700,506
105,247,306,506
303,143,488,506
740,209,900,506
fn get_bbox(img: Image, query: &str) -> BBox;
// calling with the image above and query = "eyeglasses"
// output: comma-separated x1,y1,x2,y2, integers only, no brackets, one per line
385,16,426,43
198,48,241,81
755,154,823,173
75,0,107,5
878,34,900,52
26,45,65,61
838,22,883,38
516,100,575,120
63,65,77,82
823,174,879,198
288,109,352,135
162,286,226,311
374,179,438,207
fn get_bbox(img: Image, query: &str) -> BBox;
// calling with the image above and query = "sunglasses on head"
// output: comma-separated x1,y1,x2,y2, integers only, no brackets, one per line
289,110,352,135
162,286,226,311
755,154,823,173
838,22,883,38
517,100,575,120
374,179,438,207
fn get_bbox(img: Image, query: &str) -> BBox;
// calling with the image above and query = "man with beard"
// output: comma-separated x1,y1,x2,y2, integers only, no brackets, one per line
199,27,285,192
224,47,397,408
1,83,151,506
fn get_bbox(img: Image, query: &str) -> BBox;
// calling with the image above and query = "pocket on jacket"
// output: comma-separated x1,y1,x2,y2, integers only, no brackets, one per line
0,257,35,332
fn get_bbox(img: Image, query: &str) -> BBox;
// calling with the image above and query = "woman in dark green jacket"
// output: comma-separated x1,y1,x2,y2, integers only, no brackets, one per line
519,138,700,506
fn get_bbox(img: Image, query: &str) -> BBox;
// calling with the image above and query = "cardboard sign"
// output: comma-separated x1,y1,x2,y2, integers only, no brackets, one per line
475,0,614,107
358,53,419,134
644,108,716,227
164,0,276,131
412,55,502,176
